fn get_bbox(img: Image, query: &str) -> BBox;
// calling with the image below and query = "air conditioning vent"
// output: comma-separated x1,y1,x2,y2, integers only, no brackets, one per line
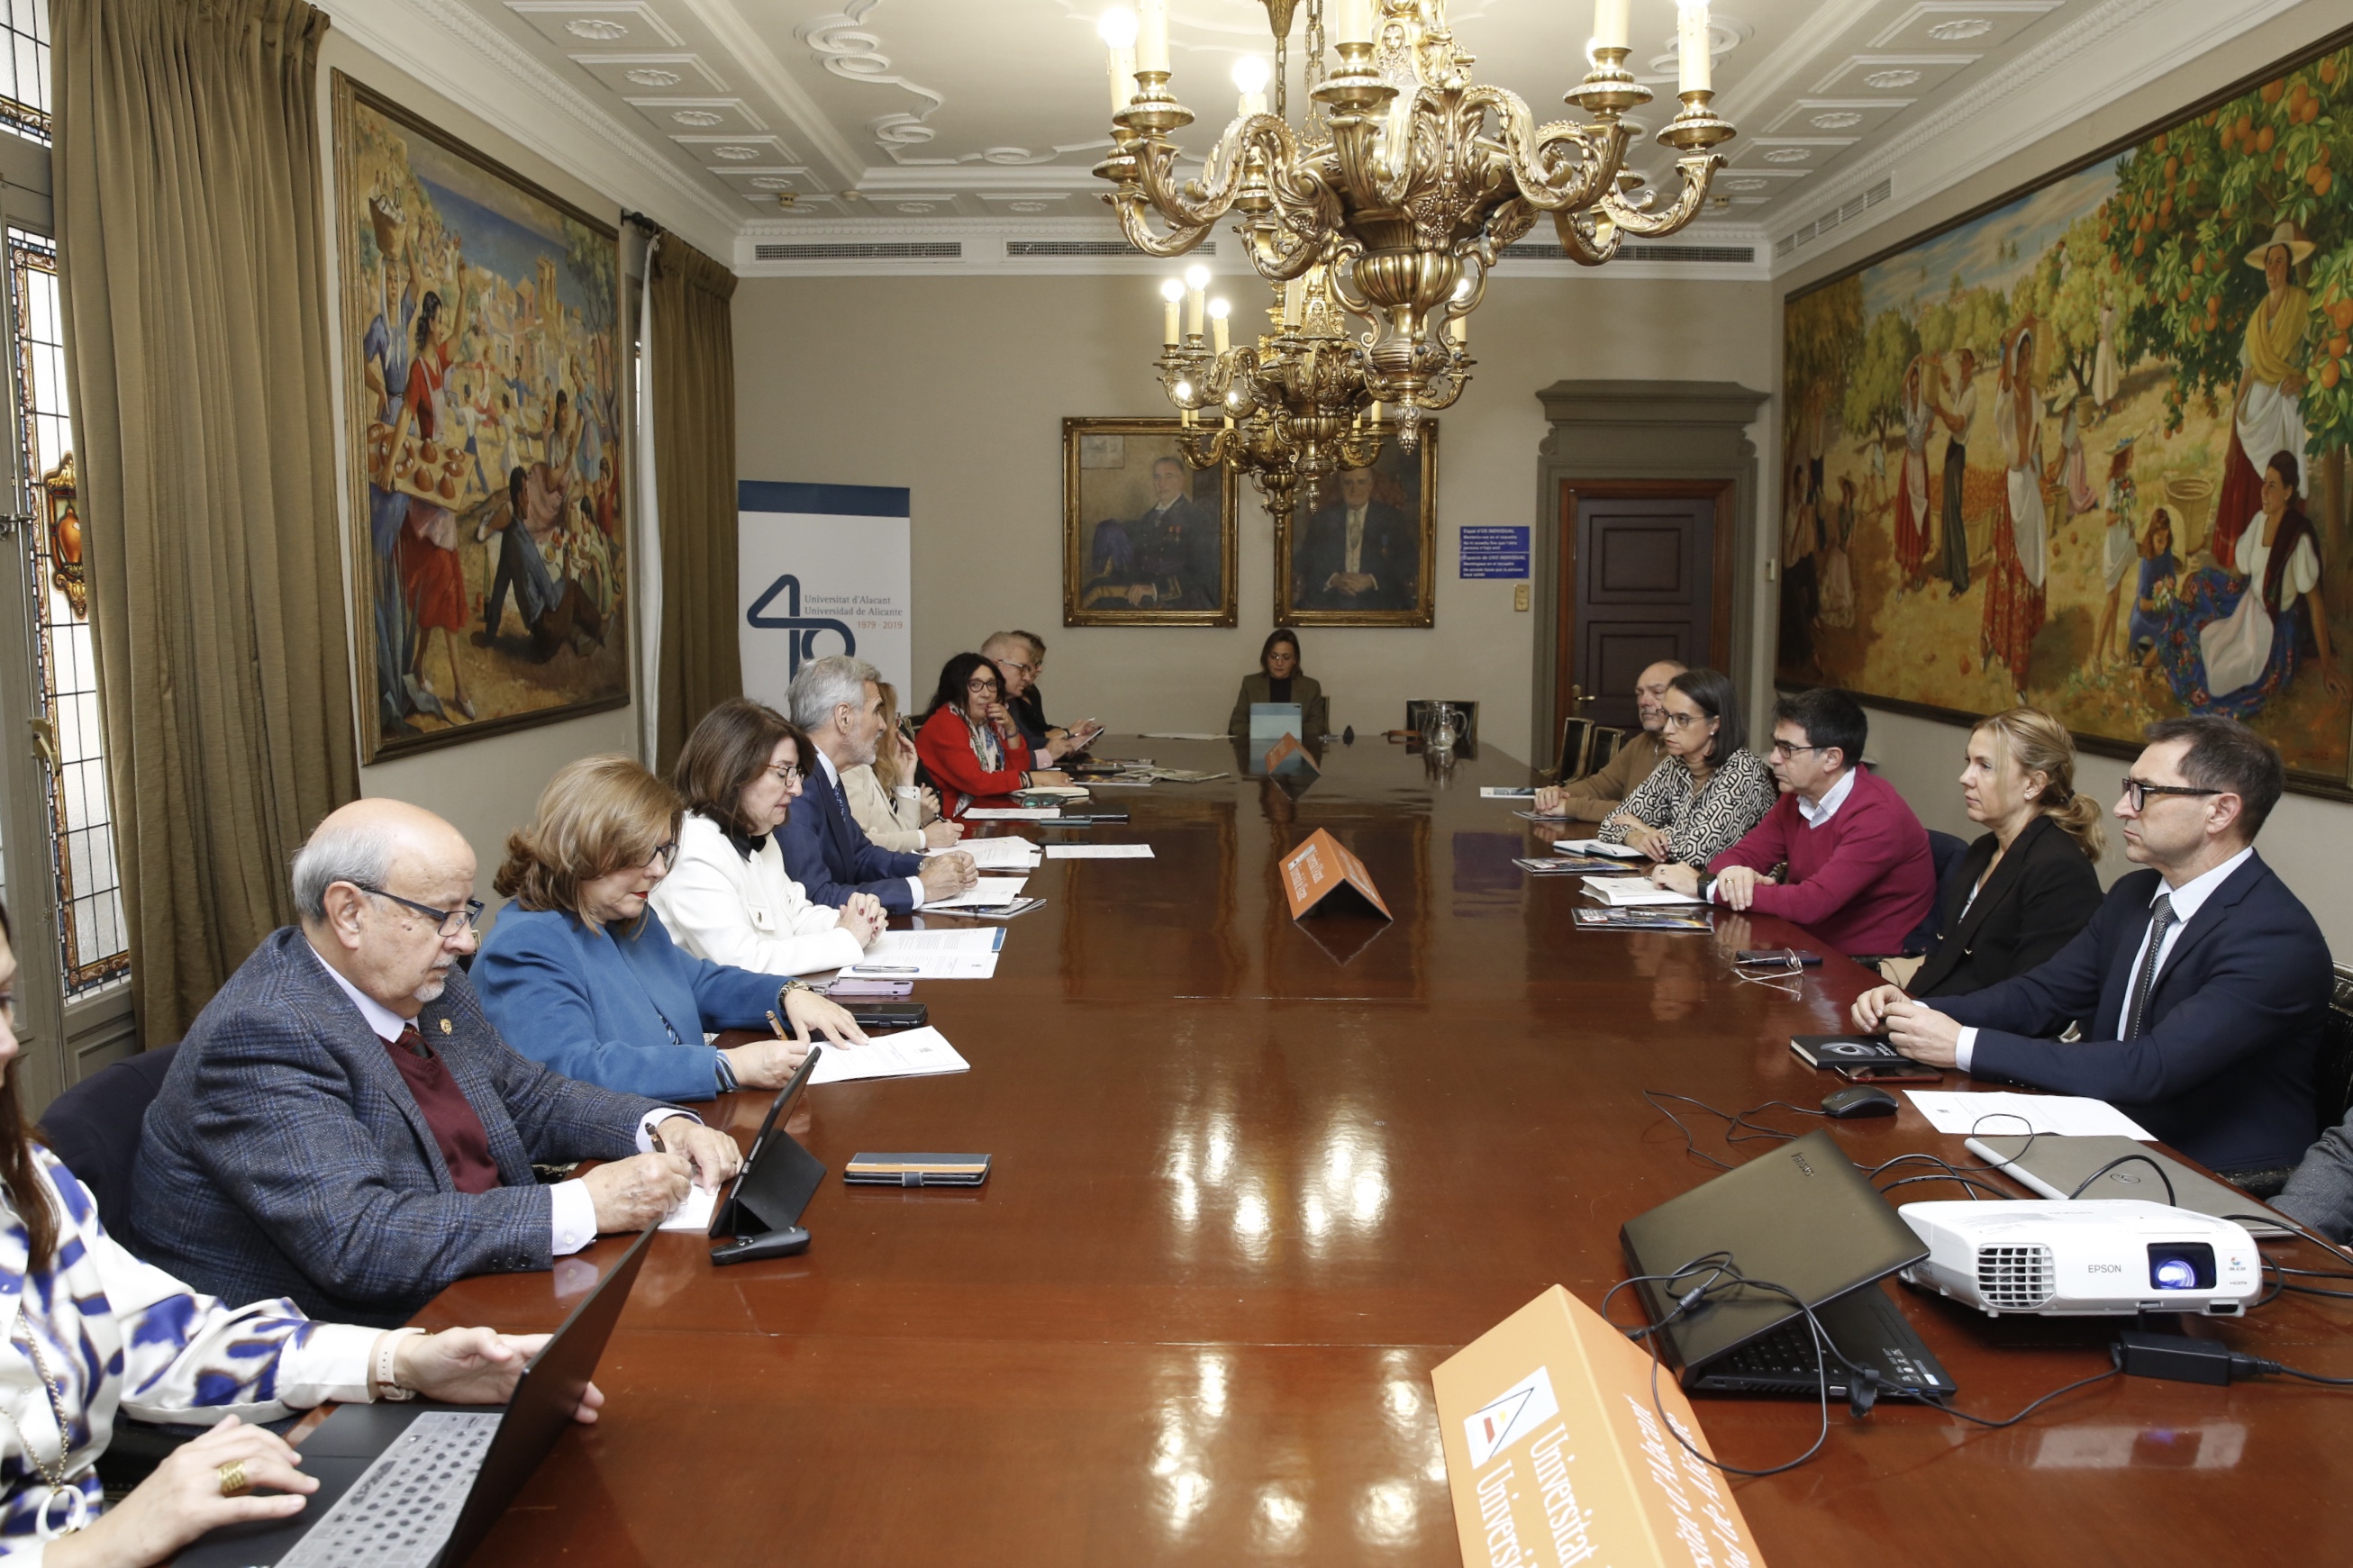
1501,241,1755,264
1005,240,1215,258
1776,176,1894,258
1975,1244,2056,1310
753,241,962,261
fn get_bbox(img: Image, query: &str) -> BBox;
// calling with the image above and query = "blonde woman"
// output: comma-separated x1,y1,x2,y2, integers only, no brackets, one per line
475,755,868,1102
1858,707,2103,1013
840,683,962,855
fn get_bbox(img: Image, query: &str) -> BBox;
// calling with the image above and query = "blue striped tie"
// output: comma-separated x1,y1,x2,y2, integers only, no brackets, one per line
2123,893,2176,1040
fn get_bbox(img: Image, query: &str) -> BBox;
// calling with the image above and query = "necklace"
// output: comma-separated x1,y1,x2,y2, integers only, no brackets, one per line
4,1303,88,1538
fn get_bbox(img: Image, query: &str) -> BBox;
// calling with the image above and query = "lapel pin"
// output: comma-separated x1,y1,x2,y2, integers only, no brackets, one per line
440,1019,453,1035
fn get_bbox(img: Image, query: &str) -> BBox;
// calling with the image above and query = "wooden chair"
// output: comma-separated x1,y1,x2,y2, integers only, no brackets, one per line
1584,726,1627,777
1555,715,1598,783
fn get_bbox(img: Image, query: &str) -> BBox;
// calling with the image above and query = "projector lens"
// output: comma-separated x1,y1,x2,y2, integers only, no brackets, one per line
2148,1242,2217,1292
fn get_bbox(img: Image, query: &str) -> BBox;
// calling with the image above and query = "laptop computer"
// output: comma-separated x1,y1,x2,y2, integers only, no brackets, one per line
1621,1129,1951,1397
178,1224,657,1568
1965,1133,2293,1238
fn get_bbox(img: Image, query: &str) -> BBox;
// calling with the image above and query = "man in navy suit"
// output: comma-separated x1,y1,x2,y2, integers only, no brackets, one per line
1855,716,2325,1177
137,799,744,1323
785,655,977,912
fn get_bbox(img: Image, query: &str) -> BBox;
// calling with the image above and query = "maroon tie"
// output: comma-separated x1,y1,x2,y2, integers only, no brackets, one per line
381,1024,501,1193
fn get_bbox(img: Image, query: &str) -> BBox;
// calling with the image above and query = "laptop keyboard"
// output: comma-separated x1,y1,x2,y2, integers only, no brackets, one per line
1713,1319,1844,1381
277,1411,503,1568
1703,1308,1956,1395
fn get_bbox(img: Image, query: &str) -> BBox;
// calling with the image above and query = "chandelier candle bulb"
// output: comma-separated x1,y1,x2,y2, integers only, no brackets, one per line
1208,297,1231,353
1159,276,1184,345
1594,0,1629,52
1281,276,1304,328
1331,0,1372,50
1136,0,1168,77
1099,8,1140,113
1232,55,1270,118
1677,0,1712,94
1184,263,1210,340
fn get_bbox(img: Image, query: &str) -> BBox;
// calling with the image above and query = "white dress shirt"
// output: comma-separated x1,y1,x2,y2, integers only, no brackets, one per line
305,941,686,1256
1950,846,2253,1072
815,747,927,908
1343,504,1367,576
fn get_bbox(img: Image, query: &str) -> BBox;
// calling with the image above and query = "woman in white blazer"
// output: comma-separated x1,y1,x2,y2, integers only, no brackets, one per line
650,699,886,974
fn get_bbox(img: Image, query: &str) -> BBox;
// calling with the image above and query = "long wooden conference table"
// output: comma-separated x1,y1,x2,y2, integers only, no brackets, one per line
407,736,2353,1565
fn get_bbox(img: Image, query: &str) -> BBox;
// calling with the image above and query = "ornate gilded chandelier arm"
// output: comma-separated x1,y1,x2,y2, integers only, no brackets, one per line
1468,90,1624,215
1594,151,1722,238
1131,113,1304,237
1549,206,1622,267
1113,191,1221,258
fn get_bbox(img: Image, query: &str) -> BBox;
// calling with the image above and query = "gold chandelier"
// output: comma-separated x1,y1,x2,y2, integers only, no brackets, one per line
1093,0,1735,525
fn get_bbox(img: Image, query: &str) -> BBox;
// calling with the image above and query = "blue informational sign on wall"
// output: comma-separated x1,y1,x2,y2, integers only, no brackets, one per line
1458,526,1531,580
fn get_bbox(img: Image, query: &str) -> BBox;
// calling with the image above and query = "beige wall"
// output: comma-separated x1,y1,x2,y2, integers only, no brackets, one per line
318,32,640,910
1777,5,2353,958
732,272,1772,758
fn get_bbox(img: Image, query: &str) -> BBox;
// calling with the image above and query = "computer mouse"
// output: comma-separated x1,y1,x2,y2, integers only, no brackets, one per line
1822,1084,1900,1119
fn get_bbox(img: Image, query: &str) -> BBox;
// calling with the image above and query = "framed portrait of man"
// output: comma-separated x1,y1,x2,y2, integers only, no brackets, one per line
1063,418,1240,627
1278,424,1438,627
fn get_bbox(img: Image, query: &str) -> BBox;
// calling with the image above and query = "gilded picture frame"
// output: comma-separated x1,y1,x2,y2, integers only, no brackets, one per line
1777,30,2353,797
1276,422,1439,628
1062,417,1240,627
333,72,630,762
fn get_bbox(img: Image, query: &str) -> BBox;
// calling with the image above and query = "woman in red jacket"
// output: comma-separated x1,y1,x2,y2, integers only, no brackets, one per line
914,652,1067,817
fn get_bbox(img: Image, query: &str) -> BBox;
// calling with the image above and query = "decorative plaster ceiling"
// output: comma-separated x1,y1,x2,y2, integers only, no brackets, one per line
325,0,2312,270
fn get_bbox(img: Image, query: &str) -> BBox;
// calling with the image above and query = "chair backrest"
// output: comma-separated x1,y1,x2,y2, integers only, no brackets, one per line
1556,716,1598,783
37,1044,179,1246
1585,726,1626,776
2318,965,2353,1136
1902,829,1974,955
1404,700,1479,748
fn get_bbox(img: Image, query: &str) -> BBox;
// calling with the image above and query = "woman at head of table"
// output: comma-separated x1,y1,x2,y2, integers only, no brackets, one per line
1227,627,1330,739
1852,706,2104,1023
840,681,965,855
651,696,893,976
0,901,590,1568
475,753,870,1105
913,652,1068,819
1592,667,1778,868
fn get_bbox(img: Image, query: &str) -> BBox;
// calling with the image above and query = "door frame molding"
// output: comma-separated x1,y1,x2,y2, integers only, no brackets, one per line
1531,380,1768,771
1554,482,1735,746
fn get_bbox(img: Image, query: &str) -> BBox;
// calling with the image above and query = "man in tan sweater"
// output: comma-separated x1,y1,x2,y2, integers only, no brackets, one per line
1533,659,1683,820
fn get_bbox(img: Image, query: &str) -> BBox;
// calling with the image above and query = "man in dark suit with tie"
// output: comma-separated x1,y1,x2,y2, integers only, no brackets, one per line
136,799,744,1324
784,654,977,912
1295,467,1417,612
1861,716,2326,1179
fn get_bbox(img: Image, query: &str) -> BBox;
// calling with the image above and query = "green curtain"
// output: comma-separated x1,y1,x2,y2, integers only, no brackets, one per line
649,235,741,774
54,0,358,1042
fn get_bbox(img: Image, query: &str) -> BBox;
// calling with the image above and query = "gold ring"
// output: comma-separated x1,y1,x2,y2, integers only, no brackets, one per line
217,1459,250,1498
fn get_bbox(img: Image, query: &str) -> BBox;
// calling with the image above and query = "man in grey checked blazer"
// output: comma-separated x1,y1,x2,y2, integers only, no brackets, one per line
137,799,744,1325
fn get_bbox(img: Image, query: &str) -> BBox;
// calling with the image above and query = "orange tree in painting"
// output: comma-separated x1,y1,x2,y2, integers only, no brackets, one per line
2103,42,2353,444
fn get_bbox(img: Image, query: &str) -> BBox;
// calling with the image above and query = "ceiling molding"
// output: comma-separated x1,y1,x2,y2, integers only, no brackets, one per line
323,0,745,258
671,0,868,182
1767,0,2311,276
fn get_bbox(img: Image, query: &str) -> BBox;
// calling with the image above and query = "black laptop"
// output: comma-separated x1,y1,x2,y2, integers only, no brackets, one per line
177,1224,657,1568
1620,1129,1954,1398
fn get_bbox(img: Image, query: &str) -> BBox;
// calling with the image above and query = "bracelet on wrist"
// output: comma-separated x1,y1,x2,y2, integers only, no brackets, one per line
374,1327,425,1401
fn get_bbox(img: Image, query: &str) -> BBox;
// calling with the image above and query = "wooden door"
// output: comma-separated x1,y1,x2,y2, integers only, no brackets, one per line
1556,484,1731,738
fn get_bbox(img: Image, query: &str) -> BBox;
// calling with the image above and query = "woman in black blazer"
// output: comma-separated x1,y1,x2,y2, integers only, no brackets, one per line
1906,707,2105,1001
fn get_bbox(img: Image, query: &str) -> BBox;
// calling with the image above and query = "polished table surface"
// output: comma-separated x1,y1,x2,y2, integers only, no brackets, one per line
411,737,2353,1565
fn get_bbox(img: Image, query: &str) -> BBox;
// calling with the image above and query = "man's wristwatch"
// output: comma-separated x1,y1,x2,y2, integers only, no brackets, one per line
374,1327,425,1401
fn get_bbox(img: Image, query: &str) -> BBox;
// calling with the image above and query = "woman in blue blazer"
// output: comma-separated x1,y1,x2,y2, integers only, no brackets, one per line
475,754,868,1102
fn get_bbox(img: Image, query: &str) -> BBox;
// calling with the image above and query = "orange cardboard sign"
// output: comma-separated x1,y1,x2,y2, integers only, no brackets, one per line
1279,827,1392,920
1431,1286,1769,1568
1264,733,1320,779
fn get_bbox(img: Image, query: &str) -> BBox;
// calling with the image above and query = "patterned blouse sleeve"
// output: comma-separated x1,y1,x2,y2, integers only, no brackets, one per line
48,1152,377,1425
1667,752,1782,869
1596,758,1678,843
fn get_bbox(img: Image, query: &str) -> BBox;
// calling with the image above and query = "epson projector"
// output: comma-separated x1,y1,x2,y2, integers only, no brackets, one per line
1897,1201,2263,1317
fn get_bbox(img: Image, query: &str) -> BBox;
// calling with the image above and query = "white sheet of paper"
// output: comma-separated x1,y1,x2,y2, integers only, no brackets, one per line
1903,1091,2156,1140
922,877,1030,909
965,807,1061,820
1480,787,1538,798
1552,838,1647,859
809,1026,971,1084
659,1183,719,1232
1579,875,1704,906
1139,731,1229,740
1081,779,1153,787
931,838,1040,870
841,927,1004,979
1043,844,1155,859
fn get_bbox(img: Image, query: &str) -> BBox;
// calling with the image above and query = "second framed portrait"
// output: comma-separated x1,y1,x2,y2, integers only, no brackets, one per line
1278,423,1438,627
1063,418,1240,626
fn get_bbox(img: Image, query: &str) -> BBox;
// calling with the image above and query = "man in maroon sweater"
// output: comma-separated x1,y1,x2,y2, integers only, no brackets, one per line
1653,688,1935,956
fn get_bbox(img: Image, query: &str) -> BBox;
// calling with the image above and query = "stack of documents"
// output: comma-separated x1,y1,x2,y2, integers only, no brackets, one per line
1044,844,1154,859
931,838,1040,871
1480,786,1539,799
922,877,1030,910
842,928,1005,979
1579,875,1703,906
966,807,1061,820
1549,838,1647,858
810,1026,971,1085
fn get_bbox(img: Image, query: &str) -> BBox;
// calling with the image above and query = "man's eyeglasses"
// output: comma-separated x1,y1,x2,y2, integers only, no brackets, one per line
997,658,1038,678
2121,777,2222,811
351,884,485,938
766,764,803,786
1768,739,1824,759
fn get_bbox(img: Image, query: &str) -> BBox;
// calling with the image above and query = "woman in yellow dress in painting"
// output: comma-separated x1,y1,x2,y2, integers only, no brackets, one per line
2211,221,2313,567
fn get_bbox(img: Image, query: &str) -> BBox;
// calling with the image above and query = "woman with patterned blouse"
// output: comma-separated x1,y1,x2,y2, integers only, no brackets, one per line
0,906,591,1565
1595,668,1779,870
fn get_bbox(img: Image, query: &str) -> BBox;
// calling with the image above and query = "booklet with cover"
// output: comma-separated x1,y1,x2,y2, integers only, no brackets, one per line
1571,907,1712,931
